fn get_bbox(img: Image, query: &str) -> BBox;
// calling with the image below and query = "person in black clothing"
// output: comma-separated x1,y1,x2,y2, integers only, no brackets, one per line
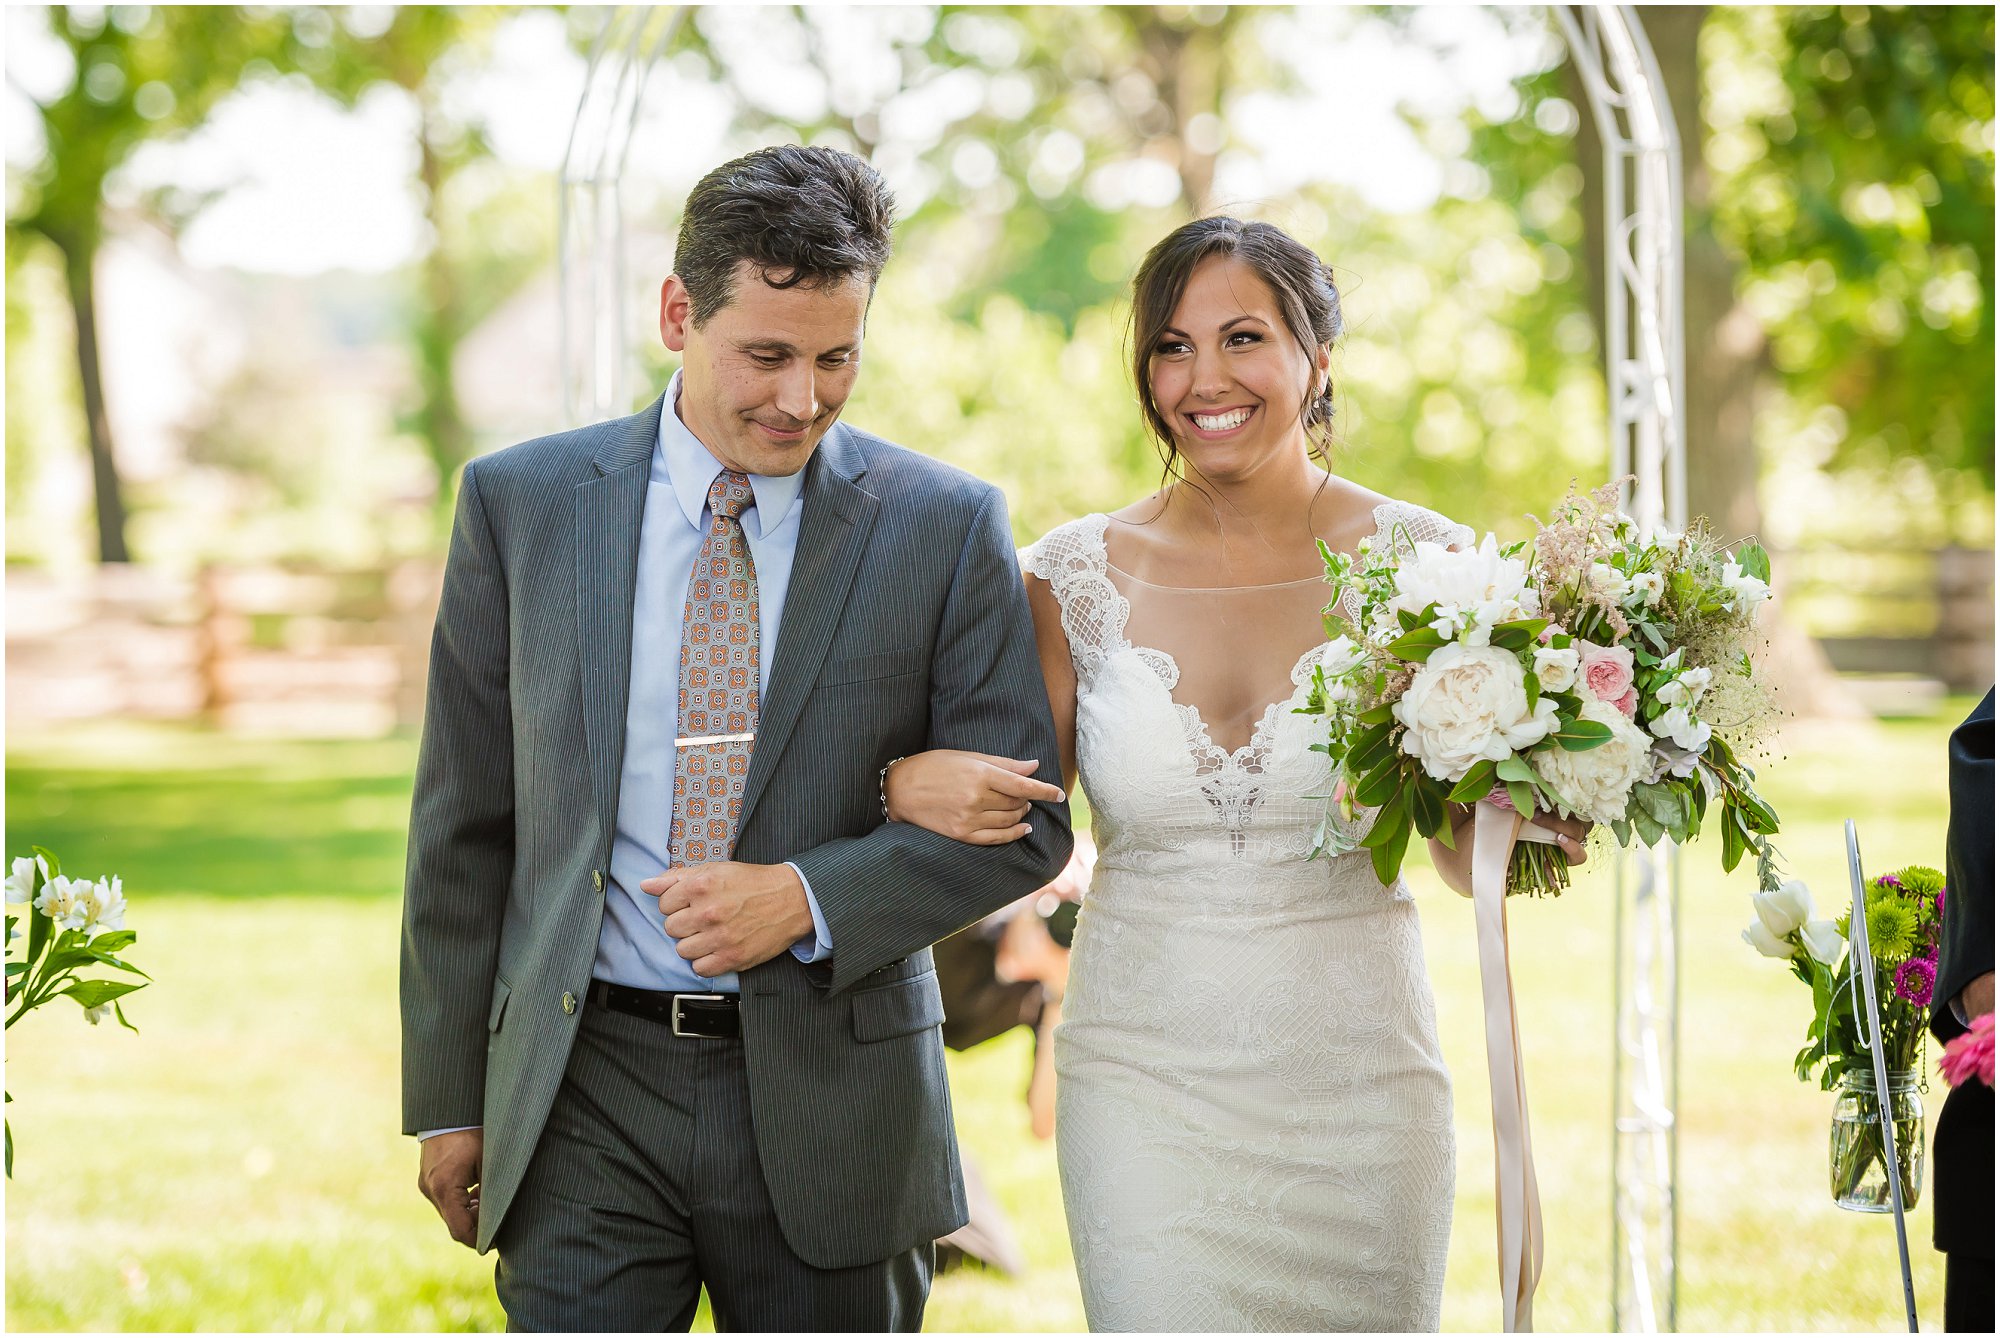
1931,689,1993,1332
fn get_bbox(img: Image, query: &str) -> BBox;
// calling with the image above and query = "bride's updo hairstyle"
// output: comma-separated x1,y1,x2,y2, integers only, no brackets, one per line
1129,216,1345,478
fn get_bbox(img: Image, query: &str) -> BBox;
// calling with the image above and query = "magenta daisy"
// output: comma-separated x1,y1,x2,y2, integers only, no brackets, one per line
1893,957,1936,1008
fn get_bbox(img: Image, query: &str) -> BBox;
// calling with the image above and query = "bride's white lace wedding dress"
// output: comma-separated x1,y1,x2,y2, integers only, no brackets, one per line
1025,503,1470,1332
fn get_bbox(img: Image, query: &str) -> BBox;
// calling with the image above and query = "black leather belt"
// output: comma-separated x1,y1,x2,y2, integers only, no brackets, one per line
589,980,739,1038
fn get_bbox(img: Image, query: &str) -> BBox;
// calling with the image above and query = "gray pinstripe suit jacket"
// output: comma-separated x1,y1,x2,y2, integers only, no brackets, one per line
399,397,1072,1266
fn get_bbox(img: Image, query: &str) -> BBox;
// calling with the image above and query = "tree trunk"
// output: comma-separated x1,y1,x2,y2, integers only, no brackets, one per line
1572,6,1864,717
58,234,132,563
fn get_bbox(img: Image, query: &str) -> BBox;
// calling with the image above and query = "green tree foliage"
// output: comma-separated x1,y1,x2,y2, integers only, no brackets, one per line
8,5,317,561
1704,6,1994,490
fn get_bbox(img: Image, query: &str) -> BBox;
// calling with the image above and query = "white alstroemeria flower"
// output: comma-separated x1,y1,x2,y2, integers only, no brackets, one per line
1742,918,1794,959
1800,919,1845,966
1648,704,1712,753
1624,571,1665,608
1644,738,1703,782
1753,879,1816,937
1532,644,1580,693
84,1001,114,1026
78,876,126,936
34,875,83,929
5,855,47,905
1719,561,1771,614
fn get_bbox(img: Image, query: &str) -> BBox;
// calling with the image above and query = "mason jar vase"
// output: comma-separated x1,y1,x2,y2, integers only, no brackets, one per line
1829,1068,1925,1213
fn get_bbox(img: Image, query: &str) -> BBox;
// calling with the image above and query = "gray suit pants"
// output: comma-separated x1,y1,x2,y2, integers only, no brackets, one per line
493,1000,933,1331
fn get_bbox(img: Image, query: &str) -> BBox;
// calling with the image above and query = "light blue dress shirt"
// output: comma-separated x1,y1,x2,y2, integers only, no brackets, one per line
592,370,834,994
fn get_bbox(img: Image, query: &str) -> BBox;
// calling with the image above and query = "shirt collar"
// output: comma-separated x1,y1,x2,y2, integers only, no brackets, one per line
656,369,807,541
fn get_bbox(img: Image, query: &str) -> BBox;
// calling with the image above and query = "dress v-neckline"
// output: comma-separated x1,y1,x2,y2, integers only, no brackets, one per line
1124,638,1329,765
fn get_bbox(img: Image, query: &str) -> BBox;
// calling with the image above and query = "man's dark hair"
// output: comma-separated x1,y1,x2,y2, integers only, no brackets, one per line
675,145,897,325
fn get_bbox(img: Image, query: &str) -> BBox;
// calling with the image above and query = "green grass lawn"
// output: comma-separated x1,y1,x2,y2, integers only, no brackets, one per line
5,705,1971,1330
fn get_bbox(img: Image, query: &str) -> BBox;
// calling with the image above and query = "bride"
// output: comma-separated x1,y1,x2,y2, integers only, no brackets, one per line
884,216,1586,1331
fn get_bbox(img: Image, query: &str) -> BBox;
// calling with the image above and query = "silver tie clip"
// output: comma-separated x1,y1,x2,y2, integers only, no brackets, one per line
675,731,756,748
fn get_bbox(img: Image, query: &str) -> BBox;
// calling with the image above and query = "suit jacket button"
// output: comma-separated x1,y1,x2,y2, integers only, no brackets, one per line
591,870,604,891
561,991,577,1016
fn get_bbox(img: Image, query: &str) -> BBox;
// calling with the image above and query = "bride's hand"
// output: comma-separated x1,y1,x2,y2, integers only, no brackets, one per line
1445,802,1591,866
884,750,1066,845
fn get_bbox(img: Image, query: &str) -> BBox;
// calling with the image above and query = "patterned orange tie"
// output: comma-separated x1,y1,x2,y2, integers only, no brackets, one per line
671,470,759,867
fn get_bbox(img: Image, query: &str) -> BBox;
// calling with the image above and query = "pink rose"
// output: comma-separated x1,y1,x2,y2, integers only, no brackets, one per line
1615,688,1638,717
1577,642,1635,706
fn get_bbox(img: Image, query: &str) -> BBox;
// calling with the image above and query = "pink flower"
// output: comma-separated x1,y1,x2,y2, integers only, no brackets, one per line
1939,1012,1995,1088
1577,642,1635,707
1893,957,1936,1008
1615,688,1638,717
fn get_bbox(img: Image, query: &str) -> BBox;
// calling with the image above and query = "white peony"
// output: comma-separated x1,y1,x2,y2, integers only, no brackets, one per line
1719,561,1771,614
1753,879,1815,937
1742,918,1794,959
1386,536,1538,648
1800,918,1845,966
1530,694,1653,825
1648,704,1712,753
5,855,46,904
1531,645,1580,693
1624,571,1665,608
1393,642,1558,782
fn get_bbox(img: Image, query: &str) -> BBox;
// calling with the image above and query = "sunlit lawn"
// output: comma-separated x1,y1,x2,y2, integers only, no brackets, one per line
5,705,1968,1330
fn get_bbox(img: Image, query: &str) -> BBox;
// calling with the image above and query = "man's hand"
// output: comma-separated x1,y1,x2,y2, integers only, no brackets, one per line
1960,970,1994,1020
643,861,816,978
418,1129,484,1248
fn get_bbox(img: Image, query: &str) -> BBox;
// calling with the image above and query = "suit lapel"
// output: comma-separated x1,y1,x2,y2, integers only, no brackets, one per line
738,424,879,837
575,398,664,839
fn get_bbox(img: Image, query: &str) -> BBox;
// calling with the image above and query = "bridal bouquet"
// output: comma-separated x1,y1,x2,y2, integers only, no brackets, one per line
1304,479,1786,897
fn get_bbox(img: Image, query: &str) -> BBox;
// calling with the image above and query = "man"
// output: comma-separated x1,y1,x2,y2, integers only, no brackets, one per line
1931,689,1993,1332
400,145,1072,1331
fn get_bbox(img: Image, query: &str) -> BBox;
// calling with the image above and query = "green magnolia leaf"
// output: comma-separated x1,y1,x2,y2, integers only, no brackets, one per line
1495,756,1536,783
1505,779,1536,821
1357,703,1395,726
1633,809,1666,846
1350,723,1397,775
1354,753,1406,808
1386,627,1446,660
1610,818,1633,845
1371,813,1414,885
1410,780,1446,839
1489,626,1533,651
1397,608,1420,633
1359,792,1408,849
1554,719,1613,752
1448,759,1499,803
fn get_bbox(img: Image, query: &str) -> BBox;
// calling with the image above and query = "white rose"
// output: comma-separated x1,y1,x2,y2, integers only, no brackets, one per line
1742,919,1794,959
5,855,46,905
1624,571,1665,608
1648,704,1711,753
1386,536,1538,639
1753,878,1815,937
1531,645,1579,693
1530,693,1653,825
1800,919,1845,966
1393,642,1558,782
1720,561,1770,614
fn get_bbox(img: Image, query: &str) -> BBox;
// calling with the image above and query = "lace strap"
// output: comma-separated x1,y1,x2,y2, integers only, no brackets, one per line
1021,514,1126,679
1368,500,1476,555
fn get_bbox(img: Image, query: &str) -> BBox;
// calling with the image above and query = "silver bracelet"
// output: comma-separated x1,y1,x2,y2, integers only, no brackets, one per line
879,756,907,822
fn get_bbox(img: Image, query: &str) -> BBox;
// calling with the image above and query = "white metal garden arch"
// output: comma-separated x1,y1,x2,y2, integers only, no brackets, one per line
557,6,1687,1329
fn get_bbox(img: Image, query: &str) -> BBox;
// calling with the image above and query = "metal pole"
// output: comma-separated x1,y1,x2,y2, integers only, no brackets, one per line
1551,5,1686,1330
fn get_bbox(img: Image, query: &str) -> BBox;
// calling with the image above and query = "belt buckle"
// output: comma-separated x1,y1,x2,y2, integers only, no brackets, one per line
671,992,726,1037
